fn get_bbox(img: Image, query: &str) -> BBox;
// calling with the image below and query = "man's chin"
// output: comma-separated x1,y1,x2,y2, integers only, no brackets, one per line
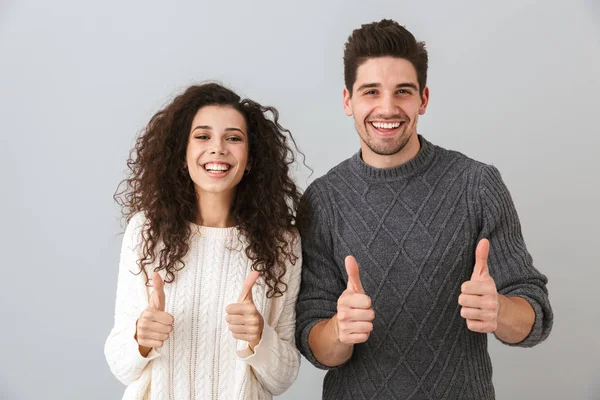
366,139,408,156
367,132,415,156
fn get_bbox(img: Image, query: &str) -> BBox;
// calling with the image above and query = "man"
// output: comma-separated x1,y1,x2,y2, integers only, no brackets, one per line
295,19,553,399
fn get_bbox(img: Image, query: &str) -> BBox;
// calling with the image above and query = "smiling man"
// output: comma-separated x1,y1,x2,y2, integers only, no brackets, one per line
295,20,553,399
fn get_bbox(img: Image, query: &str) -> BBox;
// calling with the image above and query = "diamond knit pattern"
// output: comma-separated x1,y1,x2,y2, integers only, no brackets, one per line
295,136,553,400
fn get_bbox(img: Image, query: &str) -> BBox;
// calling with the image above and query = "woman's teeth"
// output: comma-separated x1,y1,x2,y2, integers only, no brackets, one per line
204,163,231,172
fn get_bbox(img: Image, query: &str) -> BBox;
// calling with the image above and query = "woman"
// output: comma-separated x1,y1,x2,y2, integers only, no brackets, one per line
105,83,304,399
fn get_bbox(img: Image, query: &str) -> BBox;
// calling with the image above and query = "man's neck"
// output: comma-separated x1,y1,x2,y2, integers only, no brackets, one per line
361,133,421,169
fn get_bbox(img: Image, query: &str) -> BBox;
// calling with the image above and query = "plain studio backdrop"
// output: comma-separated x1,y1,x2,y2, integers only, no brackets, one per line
1,0,598,399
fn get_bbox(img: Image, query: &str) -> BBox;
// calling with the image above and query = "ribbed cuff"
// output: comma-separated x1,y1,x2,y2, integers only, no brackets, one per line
494,295,544,348
236,322,277,364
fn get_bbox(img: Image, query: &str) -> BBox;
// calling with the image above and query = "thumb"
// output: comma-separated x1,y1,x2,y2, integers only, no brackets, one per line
150,271,165,311
345,255,364,294
238,270,260,303
471,238,490,281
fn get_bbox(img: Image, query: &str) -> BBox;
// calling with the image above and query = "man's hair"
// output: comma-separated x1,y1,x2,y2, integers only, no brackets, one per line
343,19,428,95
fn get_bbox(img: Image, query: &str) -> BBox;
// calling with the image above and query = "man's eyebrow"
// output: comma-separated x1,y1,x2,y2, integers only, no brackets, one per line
356,83,381,92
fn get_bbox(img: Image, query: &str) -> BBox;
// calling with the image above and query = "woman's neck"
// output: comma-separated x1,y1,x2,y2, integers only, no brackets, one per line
196,190,236,228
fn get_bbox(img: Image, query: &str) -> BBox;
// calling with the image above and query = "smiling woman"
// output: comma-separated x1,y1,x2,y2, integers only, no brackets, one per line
104,83,305,400
187,105,250,206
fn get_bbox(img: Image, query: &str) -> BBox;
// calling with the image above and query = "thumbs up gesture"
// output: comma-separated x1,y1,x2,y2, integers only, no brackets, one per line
226,271,264,351
336,256,375,344
135,272,174,355
458,239,500,333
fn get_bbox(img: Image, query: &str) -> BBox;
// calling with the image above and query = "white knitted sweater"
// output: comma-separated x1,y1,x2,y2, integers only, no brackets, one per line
105,213,302,399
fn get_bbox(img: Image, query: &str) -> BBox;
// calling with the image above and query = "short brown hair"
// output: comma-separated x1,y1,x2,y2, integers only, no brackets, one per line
343,19,428,95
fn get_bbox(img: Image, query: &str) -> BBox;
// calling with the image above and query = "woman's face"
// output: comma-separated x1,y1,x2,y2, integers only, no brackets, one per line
185,105,249,198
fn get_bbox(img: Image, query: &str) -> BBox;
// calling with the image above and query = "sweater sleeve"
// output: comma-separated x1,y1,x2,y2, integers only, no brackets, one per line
477,165,553,347
294,183,347,370
104,213,160,385
236,234,302,396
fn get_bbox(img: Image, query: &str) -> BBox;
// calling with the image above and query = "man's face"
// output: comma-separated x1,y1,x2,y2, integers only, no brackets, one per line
344,56,429,166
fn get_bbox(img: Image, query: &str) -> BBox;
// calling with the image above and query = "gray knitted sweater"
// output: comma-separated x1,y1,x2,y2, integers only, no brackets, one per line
295,136,553,400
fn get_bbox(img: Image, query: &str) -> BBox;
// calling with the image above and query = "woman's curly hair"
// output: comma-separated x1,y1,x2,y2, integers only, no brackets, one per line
115,83,305,297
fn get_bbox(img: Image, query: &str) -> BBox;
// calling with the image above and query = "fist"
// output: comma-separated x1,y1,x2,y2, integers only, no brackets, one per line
459,239,499,333
226,271,264,351
336,256,375,344
136,272,174,350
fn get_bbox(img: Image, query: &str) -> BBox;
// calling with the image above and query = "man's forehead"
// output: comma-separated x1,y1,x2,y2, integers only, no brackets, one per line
355,57,418,85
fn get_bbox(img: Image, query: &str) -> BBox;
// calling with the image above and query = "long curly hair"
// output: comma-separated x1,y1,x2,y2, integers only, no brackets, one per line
115,83,305,297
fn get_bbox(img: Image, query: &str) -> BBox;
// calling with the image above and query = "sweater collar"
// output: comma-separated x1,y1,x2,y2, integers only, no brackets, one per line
349,135,436,180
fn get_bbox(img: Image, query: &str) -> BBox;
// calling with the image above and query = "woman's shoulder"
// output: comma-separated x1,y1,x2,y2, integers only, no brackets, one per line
121,211,150,249
128,211,148,227
278,229,302,282
284,228,301,247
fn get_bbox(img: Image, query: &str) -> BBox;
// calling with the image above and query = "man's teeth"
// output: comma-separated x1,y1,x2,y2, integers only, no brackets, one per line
372,121,402,129
204,163,230,172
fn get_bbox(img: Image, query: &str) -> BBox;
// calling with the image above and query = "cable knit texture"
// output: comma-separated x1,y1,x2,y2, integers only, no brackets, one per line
295,135,553,400
105,213,302,400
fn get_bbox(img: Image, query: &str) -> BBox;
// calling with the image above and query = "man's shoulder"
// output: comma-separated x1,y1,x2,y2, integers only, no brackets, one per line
430,140,491,175
305,155,355,193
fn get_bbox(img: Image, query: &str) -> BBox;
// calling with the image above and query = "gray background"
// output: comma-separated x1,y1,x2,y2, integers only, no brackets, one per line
1,0,598,399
